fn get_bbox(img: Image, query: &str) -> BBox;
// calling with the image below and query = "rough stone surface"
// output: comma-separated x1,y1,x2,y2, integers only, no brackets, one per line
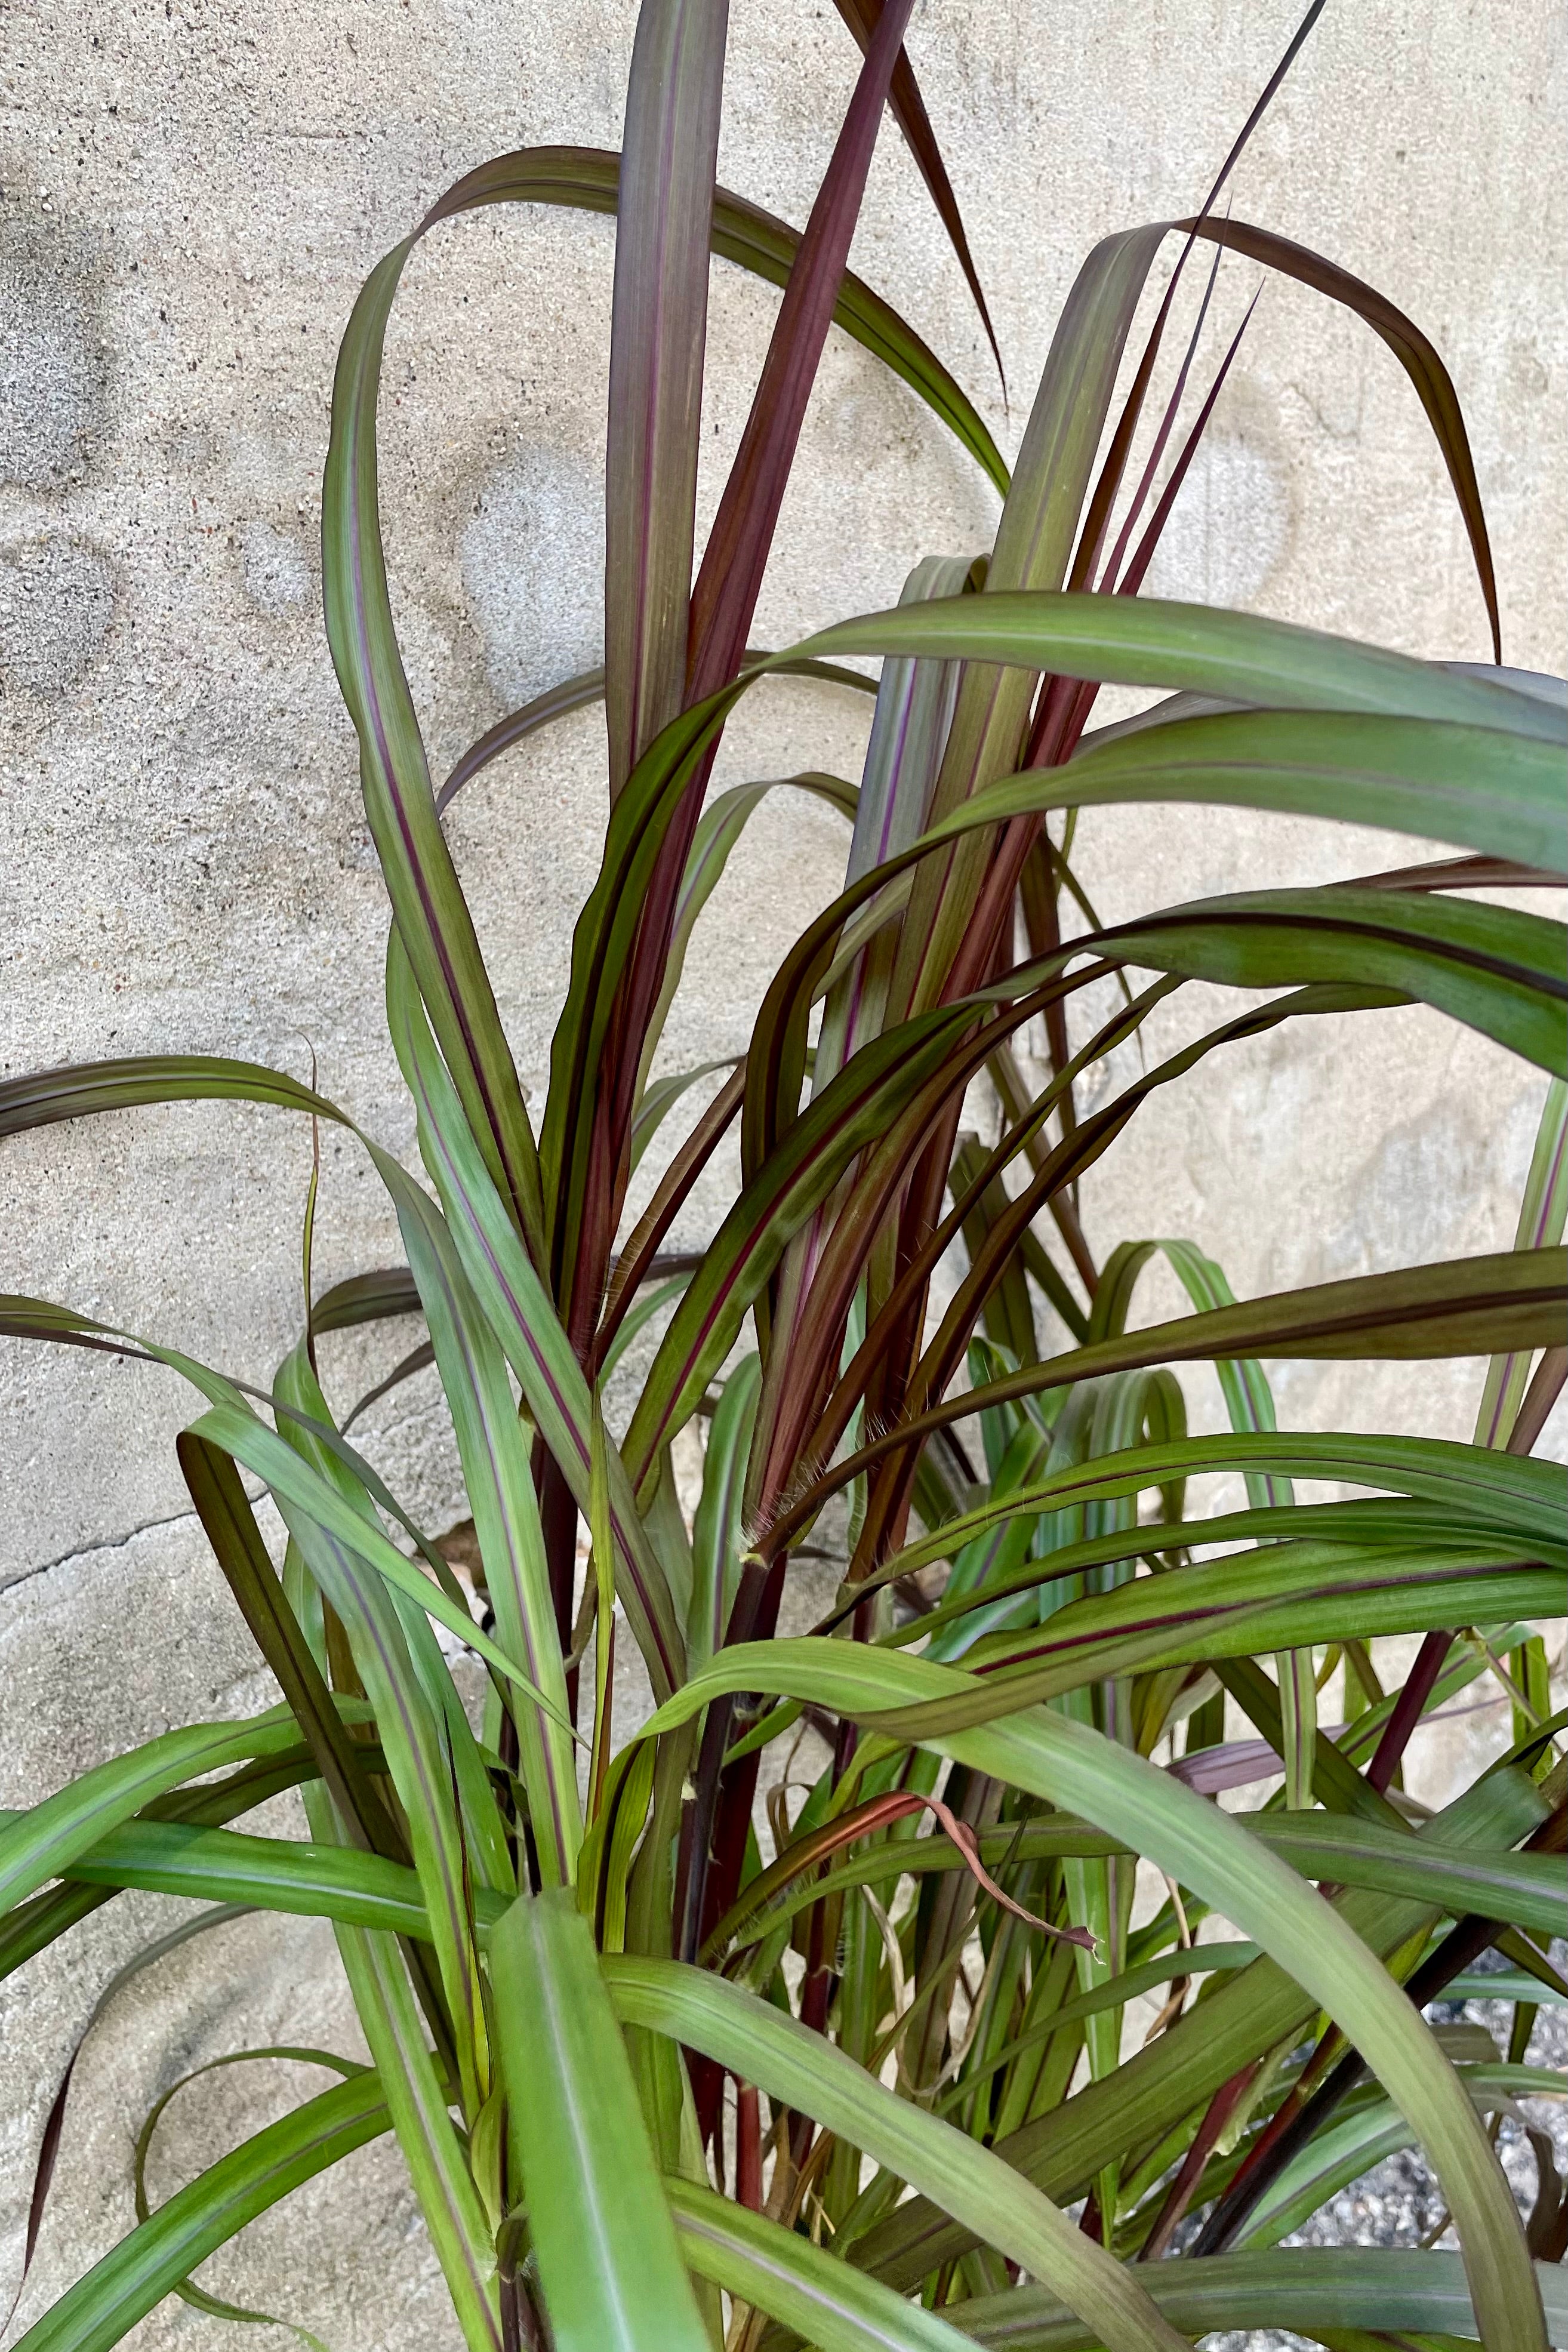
1,0,1564,2344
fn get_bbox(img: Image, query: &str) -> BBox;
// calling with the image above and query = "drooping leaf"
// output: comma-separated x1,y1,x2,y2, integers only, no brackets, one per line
0,1707,356,1923
1181,214,1505,660
7,2072,391,2352
784,593,1565,737
608,1957,1196,2352
955,708,1568,874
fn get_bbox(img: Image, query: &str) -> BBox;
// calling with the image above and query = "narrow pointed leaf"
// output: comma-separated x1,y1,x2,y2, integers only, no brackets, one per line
324,233,544,1257
490,1891,709,2352
785,593,1566,738
605,0,730,796
384,941,686,1694
0,1809,504,1942
0,1708,350,1921
827,0,1003,387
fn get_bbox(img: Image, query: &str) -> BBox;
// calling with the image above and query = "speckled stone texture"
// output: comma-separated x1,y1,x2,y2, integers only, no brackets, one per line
1,0,1563,2344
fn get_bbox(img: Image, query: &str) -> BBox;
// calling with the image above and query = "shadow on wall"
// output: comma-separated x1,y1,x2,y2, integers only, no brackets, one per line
0,205,119,709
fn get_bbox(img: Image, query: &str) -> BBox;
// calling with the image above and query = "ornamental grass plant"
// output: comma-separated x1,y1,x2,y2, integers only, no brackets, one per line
2,0,1566,2347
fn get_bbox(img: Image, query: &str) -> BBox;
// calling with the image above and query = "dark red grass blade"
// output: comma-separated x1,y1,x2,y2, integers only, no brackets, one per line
1115,288,1262,600
686,0,921,703
1366,1628,1454,1795
5,2048,76,2334
827,0,1005,396
1180,214,1502,660
1198,0,1329,220
587,0,920,1356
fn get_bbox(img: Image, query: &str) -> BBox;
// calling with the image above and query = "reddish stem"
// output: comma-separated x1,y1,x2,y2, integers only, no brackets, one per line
735,2080,762,2211
1139,2061,1257,2261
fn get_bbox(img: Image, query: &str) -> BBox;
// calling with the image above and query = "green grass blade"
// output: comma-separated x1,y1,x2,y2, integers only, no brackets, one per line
383,938,686,1694
1475,1076,1568,1445
867,1434,1563,1583
894,226,1169,1020
490,1890,709,2352
864,1494,1555,1648
1,1811,510,1943
435,653,876,817
885,1552,1559,1733
264,1350,505,2121
1237,1817,1565,1938
0,1709,338,1920
604,0,729,797
945,2248,1568,2352
324,238,544,1258
689,1354,762,1667
0,1053,347,1138
389,1178,582,1884
187,1397,567,1721
957,710,1568,872
1234,2065,1568,2252
785,593,1565,737
1133,1240,1310,1803
175,1431,410,1860
322,1922,502,2350
667,2177,975,2351
1034,886,1565,1075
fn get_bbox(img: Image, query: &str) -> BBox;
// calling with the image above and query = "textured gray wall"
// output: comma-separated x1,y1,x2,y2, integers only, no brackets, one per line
2,0,1564,2343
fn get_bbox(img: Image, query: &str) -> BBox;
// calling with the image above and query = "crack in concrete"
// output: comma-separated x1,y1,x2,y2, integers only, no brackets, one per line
2,1501,202,1596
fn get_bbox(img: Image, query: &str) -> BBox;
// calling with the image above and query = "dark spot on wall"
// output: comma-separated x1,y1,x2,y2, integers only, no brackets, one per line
0,204,110,490
0,535,118,700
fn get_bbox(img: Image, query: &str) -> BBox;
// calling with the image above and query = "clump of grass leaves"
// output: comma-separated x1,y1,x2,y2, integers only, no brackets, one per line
4,1,1566,2347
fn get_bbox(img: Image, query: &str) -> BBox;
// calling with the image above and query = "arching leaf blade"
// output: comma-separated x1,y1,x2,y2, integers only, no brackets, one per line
607,1959,1196,2352
953,709,1568,873
7,2073,390,2352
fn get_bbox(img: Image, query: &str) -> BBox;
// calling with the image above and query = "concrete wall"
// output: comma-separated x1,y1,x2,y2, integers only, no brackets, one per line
1,0,1563,2342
